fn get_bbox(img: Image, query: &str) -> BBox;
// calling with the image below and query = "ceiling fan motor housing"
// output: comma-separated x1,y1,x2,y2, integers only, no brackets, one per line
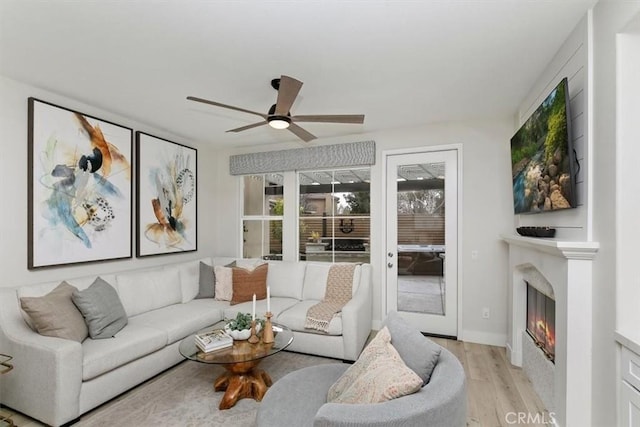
267,103,292,128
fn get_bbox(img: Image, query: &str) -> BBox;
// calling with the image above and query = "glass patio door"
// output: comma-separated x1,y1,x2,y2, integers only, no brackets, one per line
385,149,458,337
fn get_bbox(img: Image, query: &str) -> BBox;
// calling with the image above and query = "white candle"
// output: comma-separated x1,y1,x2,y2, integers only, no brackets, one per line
252,294,256,321
267,286,271,313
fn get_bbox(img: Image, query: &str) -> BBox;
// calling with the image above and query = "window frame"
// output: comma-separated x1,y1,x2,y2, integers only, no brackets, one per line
240,174,284,260
239,167,371,263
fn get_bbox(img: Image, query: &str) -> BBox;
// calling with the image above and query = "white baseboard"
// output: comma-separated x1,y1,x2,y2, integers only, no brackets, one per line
461,329,507,347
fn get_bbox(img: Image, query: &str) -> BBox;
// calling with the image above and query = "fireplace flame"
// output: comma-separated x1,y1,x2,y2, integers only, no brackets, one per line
536,320,555,351
527,282,556,362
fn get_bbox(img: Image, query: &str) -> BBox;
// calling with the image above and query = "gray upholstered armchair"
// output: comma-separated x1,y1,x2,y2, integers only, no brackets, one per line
256,338,467,427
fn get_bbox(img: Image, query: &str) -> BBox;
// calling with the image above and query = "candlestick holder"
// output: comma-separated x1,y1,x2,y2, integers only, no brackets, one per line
248,320,260,344
262,312,274,344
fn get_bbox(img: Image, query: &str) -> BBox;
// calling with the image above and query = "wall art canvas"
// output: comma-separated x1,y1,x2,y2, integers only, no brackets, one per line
136,132,197,257
28,98,133,269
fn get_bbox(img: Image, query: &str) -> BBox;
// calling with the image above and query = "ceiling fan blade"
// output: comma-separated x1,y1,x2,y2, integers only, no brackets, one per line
274,75,303,116
226,121,268,133
292,114,365,124
288,123,316,142
186,96,267,119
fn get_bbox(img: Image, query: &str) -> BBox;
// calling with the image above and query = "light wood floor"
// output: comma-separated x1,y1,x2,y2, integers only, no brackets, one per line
430,337,552,427
2,339,550,427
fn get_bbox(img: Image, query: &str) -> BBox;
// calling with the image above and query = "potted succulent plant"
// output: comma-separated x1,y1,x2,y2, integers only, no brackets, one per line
224,312,263,340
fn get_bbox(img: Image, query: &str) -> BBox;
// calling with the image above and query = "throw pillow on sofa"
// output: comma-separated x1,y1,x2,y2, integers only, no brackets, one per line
327,326,423,404
20,281,88,342
72,277,128,339
214,265,233,301
230,263,268,305
383,310,441,384
196,261,216,299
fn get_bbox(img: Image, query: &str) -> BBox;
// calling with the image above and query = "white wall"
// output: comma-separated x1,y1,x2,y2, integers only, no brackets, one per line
616,11,640,344
0,75,217,287
591,2,640,426
213,118,514,345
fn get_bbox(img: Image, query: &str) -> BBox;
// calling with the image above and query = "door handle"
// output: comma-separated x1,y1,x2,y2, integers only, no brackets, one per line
388,262,394,268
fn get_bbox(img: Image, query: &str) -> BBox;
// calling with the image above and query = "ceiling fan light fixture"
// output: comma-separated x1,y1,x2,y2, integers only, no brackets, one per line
268,115,291,129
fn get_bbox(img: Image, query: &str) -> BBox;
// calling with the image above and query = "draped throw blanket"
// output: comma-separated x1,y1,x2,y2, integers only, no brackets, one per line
305,263,357,333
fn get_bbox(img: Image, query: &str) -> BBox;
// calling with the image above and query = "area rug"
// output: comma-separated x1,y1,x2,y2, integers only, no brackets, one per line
77,351,338,427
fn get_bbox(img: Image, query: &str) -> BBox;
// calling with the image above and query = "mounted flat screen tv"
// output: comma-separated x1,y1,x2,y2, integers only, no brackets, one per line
511,77,576,214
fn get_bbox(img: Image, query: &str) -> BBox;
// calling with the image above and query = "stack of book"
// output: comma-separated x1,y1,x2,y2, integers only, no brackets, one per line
194,329,233,353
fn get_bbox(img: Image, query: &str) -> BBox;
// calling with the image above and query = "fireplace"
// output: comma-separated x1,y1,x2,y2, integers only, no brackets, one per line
526,282,555,362
503,234,599,427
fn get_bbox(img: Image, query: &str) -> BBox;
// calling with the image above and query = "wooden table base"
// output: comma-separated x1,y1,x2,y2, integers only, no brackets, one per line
213,361,273,410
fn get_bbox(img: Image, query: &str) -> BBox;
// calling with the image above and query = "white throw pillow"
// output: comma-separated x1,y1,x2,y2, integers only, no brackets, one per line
214,266,233,301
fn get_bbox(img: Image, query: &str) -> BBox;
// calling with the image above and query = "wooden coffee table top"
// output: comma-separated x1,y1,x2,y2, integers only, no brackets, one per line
179,321,293,365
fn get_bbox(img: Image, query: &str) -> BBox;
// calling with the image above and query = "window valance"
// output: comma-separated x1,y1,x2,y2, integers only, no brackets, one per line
229,140,375,175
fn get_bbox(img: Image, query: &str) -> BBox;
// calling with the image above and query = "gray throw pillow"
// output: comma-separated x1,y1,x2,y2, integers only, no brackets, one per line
196,261,216,299
383,310,441,385
72,277,128,339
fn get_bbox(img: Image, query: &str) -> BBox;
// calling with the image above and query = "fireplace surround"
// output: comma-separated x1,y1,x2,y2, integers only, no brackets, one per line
502,234,598,427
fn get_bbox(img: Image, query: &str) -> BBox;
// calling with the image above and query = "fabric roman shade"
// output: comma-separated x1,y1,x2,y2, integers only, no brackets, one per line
229,140,375,175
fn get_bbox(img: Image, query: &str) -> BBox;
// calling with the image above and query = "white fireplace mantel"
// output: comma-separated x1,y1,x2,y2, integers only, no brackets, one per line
502,234,599,427
501,234,599,260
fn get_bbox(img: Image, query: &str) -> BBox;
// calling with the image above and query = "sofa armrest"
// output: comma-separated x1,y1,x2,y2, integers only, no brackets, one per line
340,264,372,361
0,289,83,426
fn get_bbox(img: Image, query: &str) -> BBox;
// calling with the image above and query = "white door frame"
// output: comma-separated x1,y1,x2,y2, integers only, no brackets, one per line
381,144,463,338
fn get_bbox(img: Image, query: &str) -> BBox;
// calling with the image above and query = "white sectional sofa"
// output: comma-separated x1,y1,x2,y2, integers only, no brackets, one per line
0,257,372,427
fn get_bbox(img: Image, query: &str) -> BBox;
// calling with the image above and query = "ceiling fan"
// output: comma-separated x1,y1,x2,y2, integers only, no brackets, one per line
186,75,365,142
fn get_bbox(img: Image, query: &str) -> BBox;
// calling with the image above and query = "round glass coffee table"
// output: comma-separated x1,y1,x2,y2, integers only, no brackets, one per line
179,321,293,409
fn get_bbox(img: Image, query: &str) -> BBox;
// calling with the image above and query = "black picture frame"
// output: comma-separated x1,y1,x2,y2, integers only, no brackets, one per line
27,98,133,269
136,131,197,257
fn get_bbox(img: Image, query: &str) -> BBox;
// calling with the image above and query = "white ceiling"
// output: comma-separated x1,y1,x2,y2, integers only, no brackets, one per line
0,0,597,149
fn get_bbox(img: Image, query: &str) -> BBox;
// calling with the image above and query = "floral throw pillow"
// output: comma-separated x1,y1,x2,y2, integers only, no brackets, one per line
327,326,423,404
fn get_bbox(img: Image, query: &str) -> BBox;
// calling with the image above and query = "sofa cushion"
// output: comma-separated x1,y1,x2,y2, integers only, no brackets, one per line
72,277,128,339
130,300,225,344
172,257,212,302
81,324,167,381
234,258,265,270
116,266,182,317
302,263,361,301
20,281,88,342
196,261,216,299
276,300,342,336
327,326,422,403
223,297,298,321
230,263,268,305
266,261,305,300
383,310,441,384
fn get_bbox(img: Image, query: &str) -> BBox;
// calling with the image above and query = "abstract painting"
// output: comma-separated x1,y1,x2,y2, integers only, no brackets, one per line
136,132,197,257
28,98,133,269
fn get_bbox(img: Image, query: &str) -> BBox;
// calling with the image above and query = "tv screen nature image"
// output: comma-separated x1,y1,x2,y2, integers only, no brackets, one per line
511,78,575,214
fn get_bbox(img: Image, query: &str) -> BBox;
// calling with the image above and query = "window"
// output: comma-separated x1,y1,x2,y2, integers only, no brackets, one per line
299,168,370,263
241,174,284,260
